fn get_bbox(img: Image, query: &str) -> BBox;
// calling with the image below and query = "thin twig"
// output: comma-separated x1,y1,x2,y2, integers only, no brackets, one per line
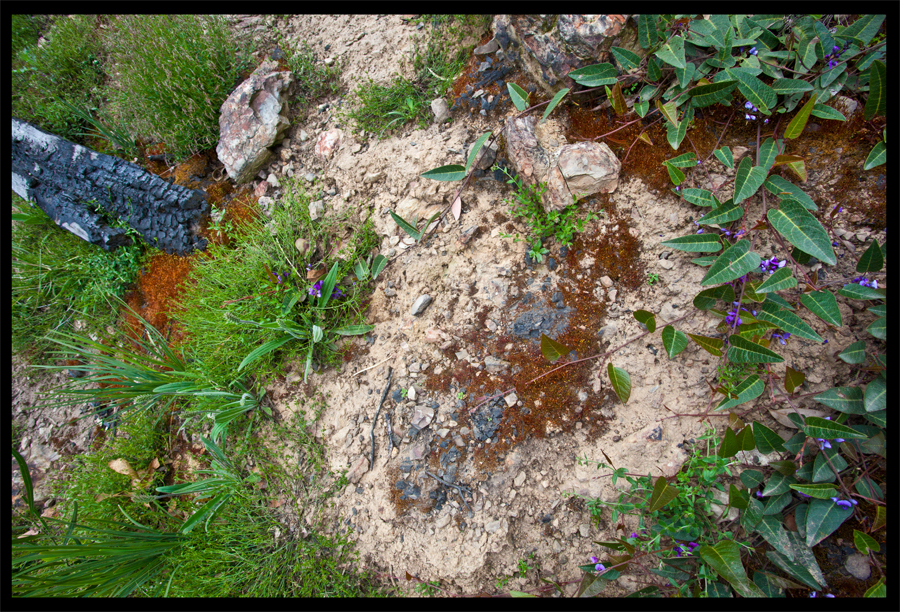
352,355,393,377
424,470,472,513
370,367,393,470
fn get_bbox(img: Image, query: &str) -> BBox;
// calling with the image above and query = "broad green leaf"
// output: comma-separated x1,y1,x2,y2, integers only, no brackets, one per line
655,35,686,69
867,317,886,341
762,471,795,497
767,199,836,265
660,233,722,252
698,541,766,598
610,46,642,72
811,449,847,483
805,497,853,547
688,333,723,356
758,137,780,172
666,106,693,150
689,80,737,107
754,515,795,559
370,254,388,280
420,163,467,182
784,366,805,394
638,14,658,49
771,78,814,94
681,187,715,207
353,259,369,281
856,239,884,273
693,284,735,309
756,266,796,293
465,132,493,172
740,469,765,488
727,334,784,364
725,67,777,113
665,152,698,167
607,363,631,404
810,104,846,121
568,63,618,87
868,304,887,318
865,578,886,598
741,497,764,532
540,333,571,363
633,310,656,333
698,201,743,225
715,375,764,411
714,146,734,169
843,14,885,46
656,99,679,127
837,341,867,365
863,141,886,170
763,293,795,312
838,283,886,300
818,61,847,90
790,483,839,499
756,302,823,343
332,324,375,336
763,491,792,515
661,325,688,359
854,530,881,555
648,476,679,512
311,324,323,343
507,82,529,111
238,335,294,371
814,386,865,414
764,175,817,211
633,100,649,117
733,156,768,204
752,422,785,454
766,533,826,590
647,56,663,81
701,239,762,286
542,89,570,123
863,60,887,121
864,377,886,413
800,291,842,327
784,94,817,139
664,162,685,185
802,416,869,440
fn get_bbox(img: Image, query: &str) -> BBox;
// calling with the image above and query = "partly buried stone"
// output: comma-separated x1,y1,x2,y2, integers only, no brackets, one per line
346,454,369,483
411,406,435,429
315,129,343,160
504,115,620,210
411,295,433,316
430,98,450,123
217,61,294,184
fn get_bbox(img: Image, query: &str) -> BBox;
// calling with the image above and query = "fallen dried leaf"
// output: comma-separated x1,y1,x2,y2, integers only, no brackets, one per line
768,407,829,429
307,268,325,281
451,196,462,220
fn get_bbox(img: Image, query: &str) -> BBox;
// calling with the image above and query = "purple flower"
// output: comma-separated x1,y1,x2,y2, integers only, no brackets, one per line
759,256,786,274
630,532,639,539
831,496,858,509
590,556,599,563
763,118,769,124
817,438,832,450
771,330,791,345
756,491,764,498
749,47,758,55
688,542,700,550
832,45,840,54
308,280,323,298
745,114,756,121
595,563,606,573
725,305,743,328
744,101,754,110
331,287,343,299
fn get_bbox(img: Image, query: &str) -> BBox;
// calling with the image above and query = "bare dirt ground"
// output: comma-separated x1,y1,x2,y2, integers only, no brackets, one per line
12,14,885,598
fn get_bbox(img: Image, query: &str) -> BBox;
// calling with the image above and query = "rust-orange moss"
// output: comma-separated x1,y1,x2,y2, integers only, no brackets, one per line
122,252,196,345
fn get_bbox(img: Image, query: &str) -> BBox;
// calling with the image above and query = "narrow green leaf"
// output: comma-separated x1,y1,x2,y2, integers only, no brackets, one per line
698,201,743,225
311,325,324,344
420,164,467,182
811,449,847,483
317,262,340,309
633,310,656,333
647,56,663,81
568,63,618,87
756,302,823,343
389,210,422,240
610,47,642,72
767,199,836,265
465,132,493,173
661,325,688,359
607,363,631,404
800,291,842,327
866,316,886,341
666,107,692,150
655,35,686,69
510,590,538,598
237,335,293,371
856,240,884,273
663,162,685,185
690,80,738,107
676,62,696,89
715,375,764,411
370,254,388,280
790,483,839,499
766,532,826,590
332,324,375,336
687,333,723,356
507,82,529,111
700,239,762,286
660,233,722,252
691,255,718,267
756,266,796,293
805,497,854,547
541,89,570,123
733,156,768,204
727,334,784,364
802,416,869,440
810,104,846,121
843,14,886,47
864,377,886,413
814,386,865,414
752,422,786,454
865,578,886,598
863,141,886,170
771,78,814,94
714,146,734,169
838,283,886,301
638,14,658,49
648,476,679,512
725,68,777,113
764,175,817,211
698,541,766,598
784,94,817,139
540,333,571,363
854,529,881,555
681,187,715,207
758,137,780,172
181,493,231,534
665,152,698,168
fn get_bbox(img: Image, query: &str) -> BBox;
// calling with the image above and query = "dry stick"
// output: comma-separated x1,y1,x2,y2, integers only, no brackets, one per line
369,366,393,470
423,470,472,514
352,355,393,377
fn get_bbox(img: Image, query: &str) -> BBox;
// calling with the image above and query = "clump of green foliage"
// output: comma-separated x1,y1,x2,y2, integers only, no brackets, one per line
104,15,255,161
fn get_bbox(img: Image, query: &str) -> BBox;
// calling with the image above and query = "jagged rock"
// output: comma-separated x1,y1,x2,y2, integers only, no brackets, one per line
314,129,343,160
504,115,620,210
411,295,433,316
431,98,450,123
492,15,641,96
347,454,368,483
217,60,294,184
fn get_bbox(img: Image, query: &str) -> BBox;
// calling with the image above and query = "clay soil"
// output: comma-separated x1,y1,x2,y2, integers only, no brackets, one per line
11,15,886,598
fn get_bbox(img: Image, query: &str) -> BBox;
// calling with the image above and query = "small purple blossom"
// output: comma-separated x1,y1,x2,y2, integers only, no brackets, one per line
771,330,791,345
760,256,786,274
817,438,832,450
831,497,858,509
630,532,639,539
308,280,323,298
745,114,756,121
832,45,840,54
331,287,343,299
756,490,764,498
749,47,758,55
